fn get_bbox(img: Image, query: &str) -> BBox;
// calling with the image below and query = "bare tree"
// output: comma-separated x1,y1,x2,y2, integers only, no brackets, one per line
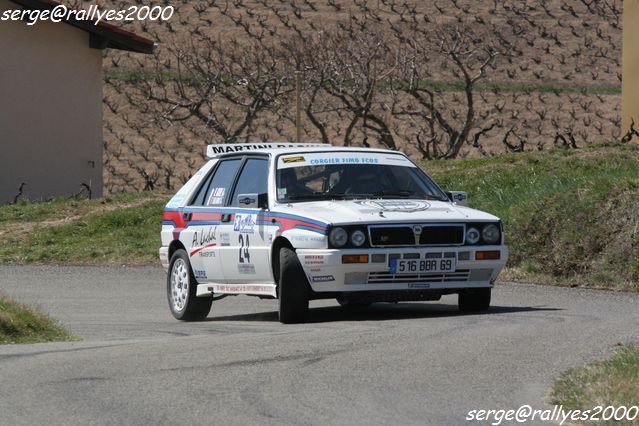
288,17,398,149
392,25,504,159
140,35,292,144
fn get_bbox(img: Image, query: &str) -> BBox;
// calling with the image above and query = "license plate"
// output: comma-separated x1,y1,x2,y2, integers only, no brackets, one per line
389,258,456,274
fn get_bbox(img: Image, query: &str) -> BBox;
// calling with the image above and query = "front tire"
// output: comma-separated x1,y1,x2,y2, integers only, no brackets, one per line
458,288,491,312
167,249,212,321
278,247,310,324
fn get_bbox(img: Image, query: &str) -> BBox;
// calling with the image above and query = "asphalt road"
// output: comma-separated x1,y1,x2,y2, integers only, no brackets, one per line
1,265,638,426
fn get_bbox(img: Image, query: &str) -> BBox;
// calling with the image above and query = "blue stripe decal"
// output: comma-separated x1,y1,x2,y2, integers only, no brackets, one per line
162,220,177,226
265,211,328,228
183,221,222,228
169,207,329,228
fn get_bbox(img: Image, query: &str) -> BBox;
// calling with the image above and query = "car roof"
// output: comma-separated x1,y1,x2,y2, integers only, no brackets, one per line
206,143,402,159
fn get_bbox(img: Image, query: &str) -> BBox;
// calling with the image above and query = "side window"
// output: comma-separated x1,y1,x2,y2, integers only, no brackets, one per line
191,159,242,206
230,158,269,207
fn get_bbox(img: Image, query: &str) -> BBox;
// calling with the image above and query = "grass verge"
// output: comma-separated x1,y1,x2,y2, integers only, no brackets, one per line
0,192,170,265
551,346,639,424
0,293,76,344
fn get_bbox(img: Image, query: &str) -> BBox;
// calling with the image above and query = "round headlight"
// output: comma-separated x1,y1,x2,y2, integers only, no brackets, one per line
350,230,366,247
482,224,500,244
329,227,348,247
466,227,480,245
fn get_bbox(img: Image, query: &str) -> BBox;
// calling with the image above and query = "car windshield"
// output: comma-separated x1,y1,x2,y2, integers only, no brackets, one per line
276,151,448,203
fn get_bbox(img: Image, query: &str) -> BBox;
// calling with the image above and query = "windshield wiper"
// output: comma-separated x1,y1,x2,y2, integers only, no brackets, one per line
372,189,415,198
286,192,373,201
286,193,335,201
373,189,450,201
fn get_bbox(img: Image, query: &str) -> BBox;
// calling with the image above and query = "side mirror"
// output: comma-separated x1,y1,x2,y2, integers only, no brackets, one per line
446,191,468,207
237,193,269,209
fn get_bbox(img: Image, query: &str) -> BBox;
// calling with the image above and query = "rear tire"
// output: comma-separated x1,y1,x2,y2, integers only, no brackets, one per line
167,249,212,321
278,247,310,324
458,288,491,312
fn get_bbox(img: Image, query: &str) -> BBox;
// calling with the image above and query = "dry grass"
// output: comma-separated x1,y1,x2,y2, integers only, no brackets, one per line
551,345,639,425
0,293,77,344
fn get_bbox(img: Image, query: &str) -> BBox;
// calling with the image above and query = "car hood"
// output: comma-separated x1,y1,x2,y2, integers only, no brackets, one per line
275,199,500,225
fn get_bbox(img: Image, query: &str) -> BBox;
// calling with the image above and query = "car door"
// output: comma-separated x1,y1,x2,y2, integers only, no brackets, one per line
219,156,271,283
181,157,243,283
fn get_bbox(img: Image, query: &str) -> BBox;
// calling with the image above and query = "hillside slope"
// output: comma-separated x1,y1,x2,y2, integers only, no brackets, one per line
428,142,639,291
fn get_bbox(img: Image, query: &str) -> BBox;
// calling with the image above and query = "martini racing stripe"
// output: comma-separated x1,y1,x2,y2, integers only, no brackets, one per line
163,208,328,241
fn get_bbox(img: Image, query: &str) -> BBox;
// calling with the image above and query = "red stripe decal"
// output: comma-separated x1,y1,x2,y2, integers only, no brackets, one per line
274,217,328,235
162,211,186,228
191,212,225,221
190,243,217,257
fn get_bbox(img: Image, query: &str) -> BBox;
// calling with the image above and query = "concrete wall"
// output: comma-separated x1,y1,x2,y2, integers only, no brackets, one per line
622,0,639,138
0,0,103,203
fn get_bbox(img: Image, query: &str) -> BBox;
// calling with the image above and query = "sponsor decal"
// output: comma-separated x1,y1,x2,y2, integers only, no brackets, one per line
408,283,431,289
199,251,215,258
292,235,327,243
355,200,431,213
192,227,217,248
234,214,256,234
282,156,306,163
277,152,416,169
220,232,231,246
193,269,207,280
208,143,325,156
237,264,256,274
206,187,225,206
190,227,217,256
312,275,335,282
210,284,274,294
303,255,325,265
309,157,379,165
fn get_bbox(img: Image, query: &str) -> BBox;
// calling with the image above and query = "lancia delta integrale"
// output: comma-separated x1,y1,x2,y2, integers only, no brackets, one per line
160,143,508,323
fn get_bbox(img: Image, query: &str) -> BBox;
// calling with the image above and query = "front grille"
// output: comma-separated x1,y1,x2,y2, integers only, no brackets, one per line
370,227,415,246
369,224,465,247
419,226,464,245
367,270,470,284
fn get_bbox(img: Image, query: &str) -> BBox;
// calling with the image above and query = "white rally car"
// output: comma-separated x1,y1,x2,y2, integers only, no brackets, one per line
160,143,508,323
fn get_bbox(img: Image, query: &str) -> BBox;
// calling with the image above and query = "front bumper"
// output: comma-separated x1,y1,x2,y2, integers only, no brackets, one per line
296,245,508,292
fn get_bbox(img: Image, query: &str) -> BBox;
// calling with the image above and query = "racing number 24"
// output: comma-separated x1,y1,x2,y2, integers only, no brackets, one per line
238,234,250,263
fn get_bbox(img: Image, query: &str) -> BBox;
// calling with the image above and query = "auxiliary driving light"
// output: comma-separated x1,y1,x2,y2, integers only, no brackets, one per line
466,227,481,245
350,230,366,247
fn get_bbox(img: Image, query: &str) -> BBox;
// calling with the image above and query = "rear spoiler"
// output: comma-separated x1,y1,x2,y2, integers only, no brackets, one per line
206,143,329,158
